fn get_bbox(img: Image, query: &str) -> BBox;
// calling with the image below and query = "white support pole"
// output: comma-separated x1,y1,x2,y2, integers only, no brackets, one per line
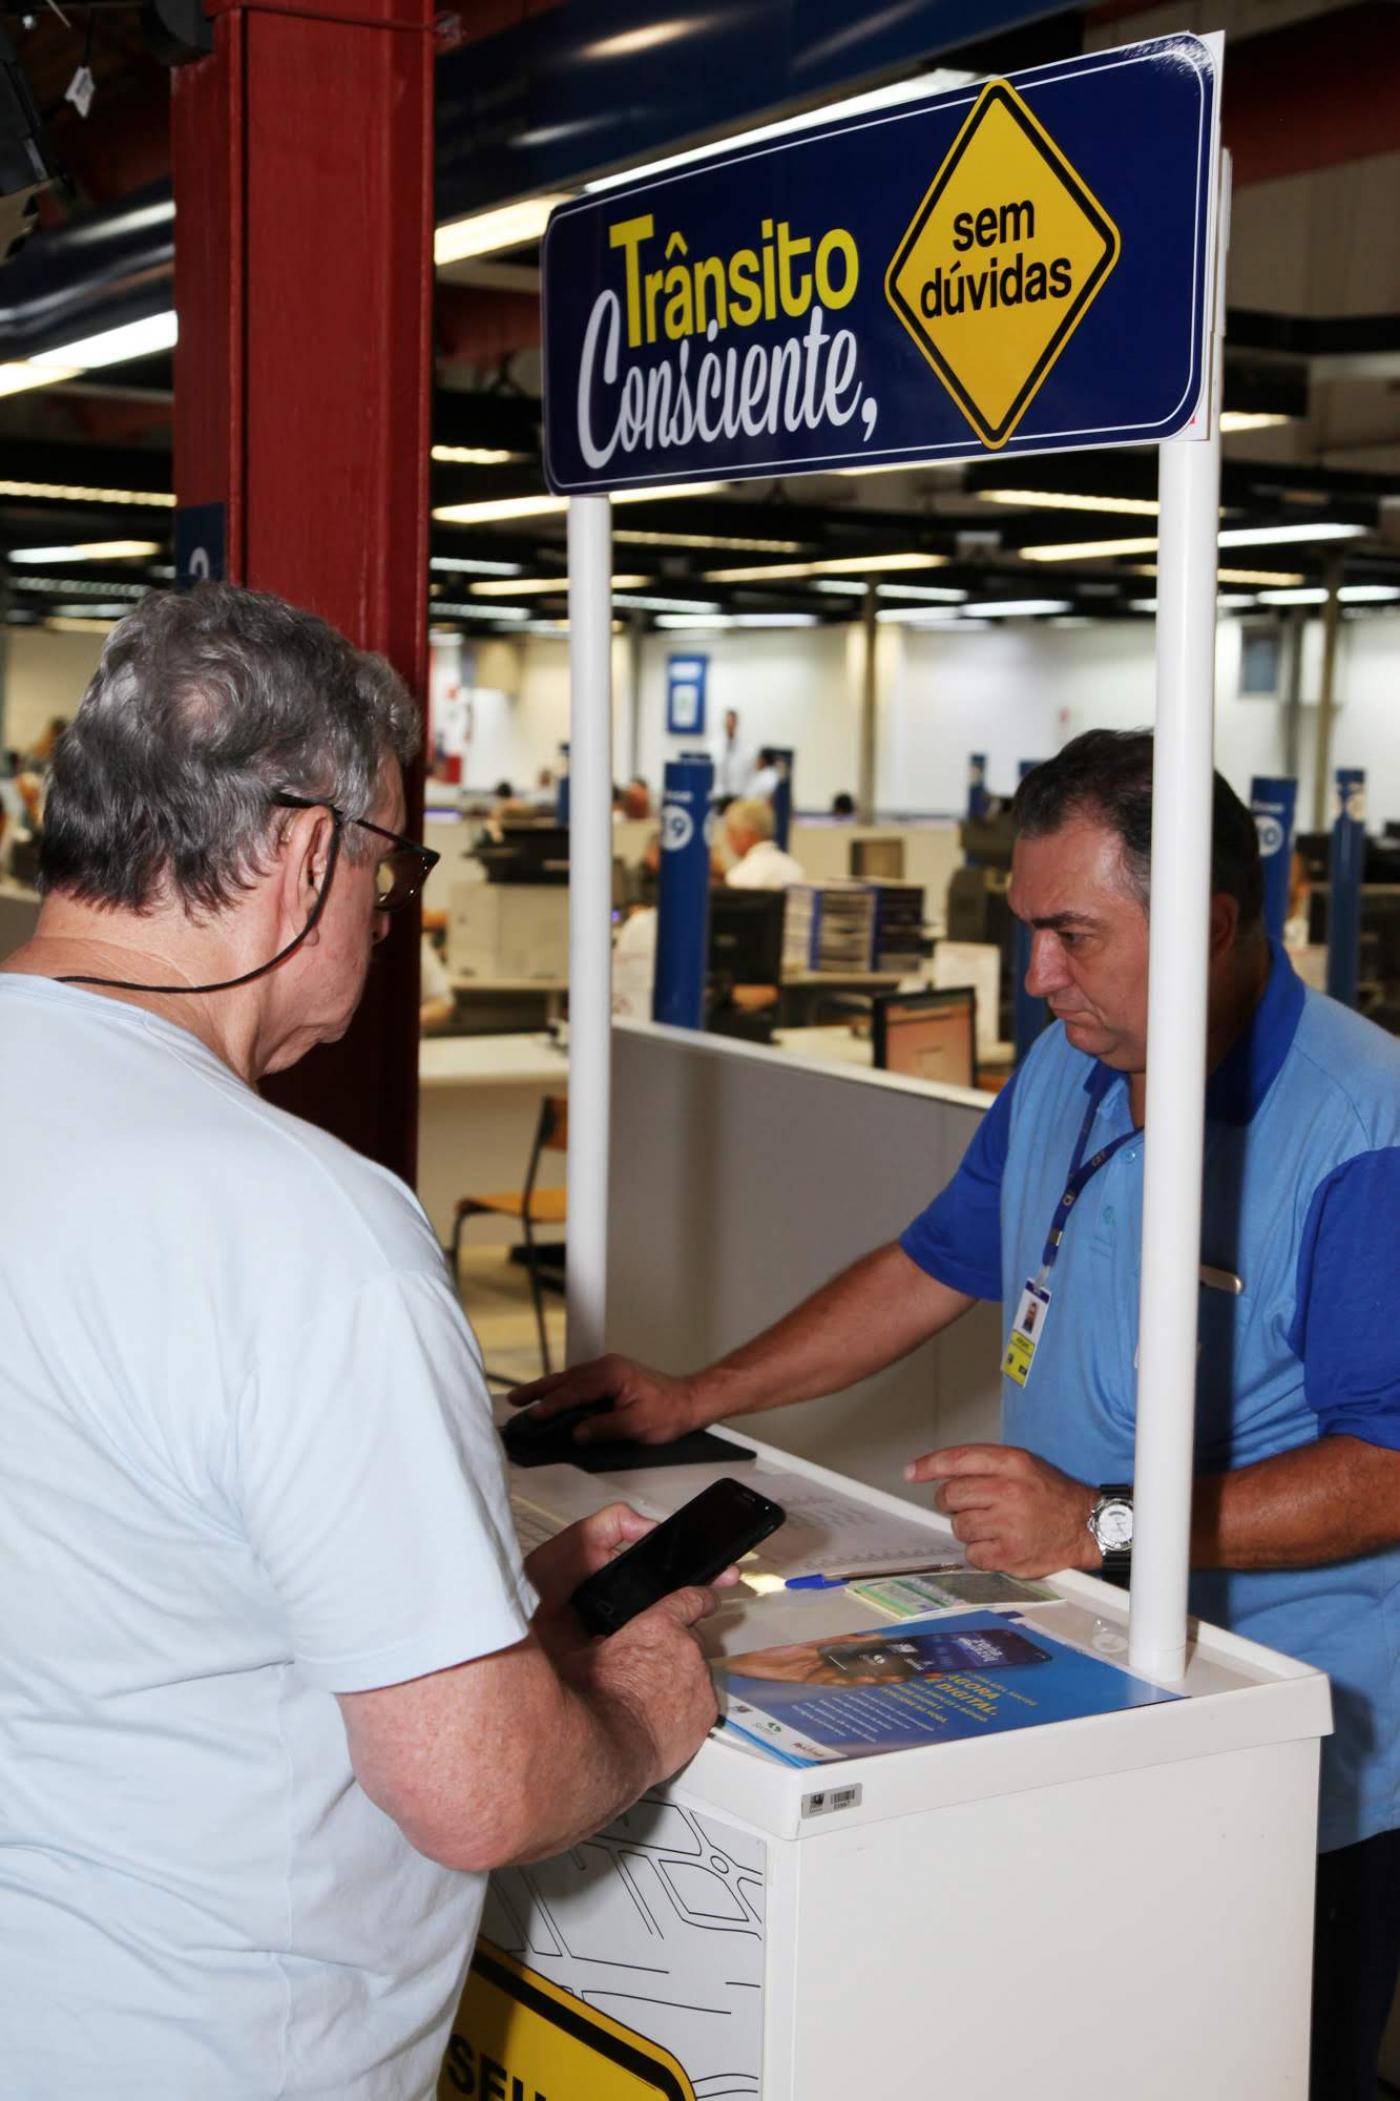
1129,165,1227,1684
565,496,613,1363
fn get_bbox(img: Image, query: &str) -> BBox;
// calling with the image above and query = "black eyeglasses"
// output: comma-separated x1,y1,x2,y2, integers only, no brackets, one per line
57,789,440,999
271,792,440,913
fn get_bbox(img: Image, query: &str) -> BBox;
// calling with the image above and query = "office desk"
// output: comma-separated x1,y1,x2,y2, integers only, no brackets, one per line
417,1033,568,1243
448,974,569,1032
441,1423,1328,2100
774,1022,1016,1089
776,967,904,1027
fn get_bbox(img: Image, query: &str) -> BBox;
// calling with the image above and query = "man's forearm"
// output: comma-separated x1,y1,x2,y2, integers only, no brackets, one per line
689,1242,974,1425
494,1674,661,1864
345,1648,651,1873
1190,1435,1400,1570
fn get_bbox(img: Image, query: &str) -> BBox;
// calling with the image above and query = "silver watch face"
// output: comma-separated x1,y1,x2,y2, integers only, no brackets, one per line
1094,1498,1134,1552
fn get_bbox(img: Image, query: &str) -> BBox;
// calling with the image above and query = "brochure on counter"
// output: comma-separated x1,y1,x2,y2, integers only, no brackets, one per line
714,1613,1181,1767
848,1570,1060,1616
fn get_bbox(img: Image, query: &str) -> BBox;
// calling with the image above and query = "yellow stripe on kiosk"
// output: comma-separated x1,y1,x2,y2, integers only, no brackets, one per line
439,1940,698,2100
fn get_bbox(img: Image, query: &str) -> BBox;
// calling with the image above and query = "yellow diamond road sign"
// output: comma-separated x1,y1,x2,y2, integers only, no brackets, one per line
886,78,1121,451
440,1940,698,2100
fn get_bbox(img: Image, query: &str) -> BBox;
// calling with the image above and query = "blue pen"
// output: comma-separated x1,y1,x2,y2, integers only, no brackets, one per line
785,1573,848,1590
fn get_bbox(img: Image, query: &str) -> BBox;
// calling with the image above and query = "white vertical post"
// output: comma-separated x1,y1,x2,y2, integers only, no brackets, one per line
1129,163,1228,1684
565,496,613,1362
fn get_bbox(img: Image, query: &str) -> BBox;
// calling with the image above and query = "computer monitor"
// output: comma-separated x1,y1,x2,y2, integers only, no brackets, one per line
475,822,570,885
707,889,786,991
872,986,978,1088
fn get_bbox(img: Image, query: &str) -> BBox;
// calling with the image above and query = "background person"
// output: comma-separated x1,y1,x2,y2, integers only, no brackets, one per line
722,796,805,890
748,745,783,802
708,706,755,800
0,583,722,2099
514,729,1400,2101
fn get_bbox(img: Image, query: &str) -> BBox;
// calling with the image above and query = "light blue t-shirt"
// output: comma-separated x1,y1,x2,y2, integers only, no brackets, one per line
0,977,535,2097
902,948,1400,1853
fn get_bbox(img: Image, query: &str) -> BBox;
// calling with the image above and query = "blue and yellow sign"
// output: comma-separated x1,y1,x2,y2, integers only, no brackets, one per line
542,34,1219,490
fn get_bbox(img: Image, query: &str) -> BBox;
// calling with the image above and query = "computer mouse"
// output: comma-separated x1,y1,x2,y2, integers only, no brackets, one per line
501,1396,617,1465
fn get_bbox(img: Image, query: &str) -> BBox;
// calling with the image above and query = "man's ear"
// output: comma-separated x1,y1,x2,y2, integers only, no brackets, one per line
1208,891,1240,960
276,806,335,947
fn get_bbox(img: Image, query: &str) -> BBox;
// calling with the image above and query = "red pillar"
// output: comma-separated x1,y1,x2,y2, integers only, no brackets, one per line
171,0,435,1183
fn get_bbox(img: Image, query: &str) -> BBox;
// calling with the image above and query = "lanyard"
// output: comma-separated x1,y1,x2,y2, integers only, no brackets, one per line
1037,1081,1136,1282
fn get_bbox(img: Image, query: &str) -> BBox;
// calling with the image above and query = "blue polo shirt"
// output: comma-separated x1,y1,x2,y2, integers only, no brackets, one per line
901,946,1400,1852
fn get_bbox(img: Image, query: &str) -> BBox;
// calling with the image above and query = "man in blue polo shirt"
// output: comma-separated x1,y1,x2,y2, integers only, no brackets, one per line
515,731,1400,2100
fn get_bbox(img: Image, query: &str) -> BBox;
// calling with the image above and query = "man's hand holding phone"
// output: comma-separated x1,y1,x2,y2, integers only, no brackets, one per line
579,1587,726,1786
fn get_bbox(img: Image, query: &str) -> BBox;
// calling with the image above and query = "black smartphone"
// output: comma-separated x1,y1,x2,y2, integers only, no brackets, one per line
570,1477,786,1637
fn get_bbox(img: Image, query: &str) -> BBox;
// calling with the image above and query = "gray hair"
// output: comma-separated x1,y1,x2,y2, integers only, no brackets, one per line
725,796,774,842
40,583,420,914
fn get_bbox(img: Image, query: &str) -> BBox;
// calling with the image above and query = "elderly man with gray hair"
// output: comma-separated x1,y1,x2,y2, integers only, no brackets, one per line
0,584,721,2099
722,795,805,889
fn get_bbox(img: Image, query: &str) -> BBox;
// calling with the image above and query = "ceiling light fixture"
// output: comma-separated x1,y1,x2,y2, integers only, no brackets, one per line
876,607,991,629
613,593,724,613
875,582,968,603
583,20,693,59
613,527,805,553
1020,534,1160,562
1219,522,1367,549
10,575,147,600
1218,411,1291,434
1131,593,1259,612
0,362,78,399
833,458,959,477
430,600,533,620
433,481,726,526
0,478,175,508
48,312,179,370
961,598,1073,618
0,310,179,400
469,573,649,597
1257,583,1400,606
977,488,1159,518
430,446,528,466
1023,521,1367,563
434,195,574,267
703,551,947,583
1127,565,1307,588
8,539,162,564
654,612,819,630
429,555,524,577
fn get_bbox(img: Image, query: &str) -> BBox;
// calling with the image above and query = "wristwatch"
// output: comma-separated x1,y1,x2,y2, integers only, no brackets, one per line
1086,1484,1134,1572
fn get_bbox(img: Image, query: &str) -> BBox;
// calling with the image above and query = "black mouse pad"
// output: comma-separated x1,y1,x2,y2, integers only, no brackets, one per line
566,1428,758,1472
503,1424,756,1471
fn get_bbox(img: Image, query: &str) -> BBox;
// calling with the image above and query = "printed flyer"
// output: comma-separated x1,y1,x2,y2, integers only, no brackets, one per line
715,1613,1179,1766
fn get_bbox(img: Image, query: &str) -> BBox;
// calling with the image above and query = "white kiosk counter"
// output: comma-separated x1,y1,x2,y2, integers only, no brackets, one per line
440,1426,1329,2100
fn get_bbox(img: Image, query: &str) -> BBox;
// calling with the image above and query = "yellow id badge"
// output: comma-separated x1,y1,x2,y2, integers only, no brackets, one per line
1002,1280,1051,1388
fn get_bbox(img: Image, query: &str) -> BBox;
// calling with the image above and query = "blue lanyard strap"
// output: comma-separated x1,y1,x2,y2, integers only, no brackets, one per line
1038,1083,1136,1277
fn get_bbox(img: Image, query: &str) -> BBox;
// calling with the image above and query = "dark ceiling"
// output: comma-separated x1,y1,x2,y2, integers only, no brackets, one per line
0,0,1397,642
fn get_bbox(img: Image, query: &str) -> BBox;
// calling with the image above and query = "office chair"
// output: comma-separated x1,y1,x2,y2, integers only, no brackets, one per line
450,1093,568,1376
